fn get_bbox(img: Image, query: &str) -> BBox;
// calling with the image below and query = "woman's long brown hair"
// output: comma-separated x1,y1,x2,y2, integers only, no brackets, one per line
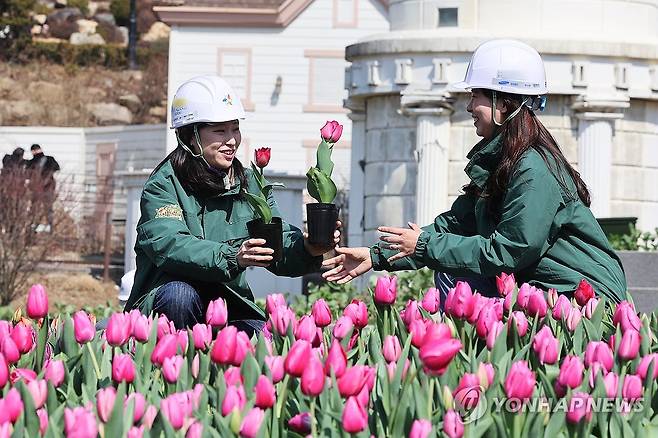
465,90,591,221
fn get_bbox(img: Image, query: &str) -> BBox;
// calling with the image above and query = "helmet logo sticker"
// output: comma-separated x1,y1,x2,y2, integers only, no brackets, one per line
222,94,233,106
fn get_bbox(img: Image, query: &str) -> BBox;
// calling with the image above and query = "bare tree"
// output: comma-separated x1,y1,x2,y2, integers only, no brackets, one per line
0,168,78,305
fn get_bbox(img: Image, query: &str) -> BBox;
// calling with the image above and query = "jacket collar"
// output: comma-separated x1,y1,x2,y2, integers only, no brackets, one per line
464,133,504,189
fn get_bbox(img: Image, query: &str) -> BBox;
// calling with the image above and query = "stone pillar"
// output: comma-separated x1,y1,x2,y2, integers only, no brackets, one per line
346,99,366,248
400,93,454,226
572,97,628,218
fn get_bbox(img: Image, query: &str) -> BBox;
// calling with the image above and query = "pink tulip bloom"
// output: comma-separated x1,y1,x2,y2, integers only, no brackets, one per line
401,300,422,327
532,325,559,365
495,272,516,297
312,299,332,327
382,335,402,363
27,379,47,409
504,361,535,400
131,314,151,343
485,321,504,350
419,337,462,376
551,294,571,320
453,373,481,409
604,372,619,398
558,355,584,389
72,311,95,344
161,394,188,430
613,301,641,333
409,319,428,348
343,300,368,329
285,340,312,377
26,284,48,319
526,289,548,318
374,275,397,305
342,396,367,433
582,298,599,319
106,312,133,347
325,339,347,377
566,392,593,424
622,374,643,400
240,408,265,438
618,330,641,360
142,405,158,429
0,354,8,388
475,303,499,339
294,315,317,343
443,410,464,438
270,306,297,336
224,366,243,387
265,355,285,383
64,406,97,438
265,294,287,315
333,316,354,340
509,311,528,337
516,283,533,309
338,365,370,397
320,120,343,143
467,293,486,325
547,288,558,308
232,331,254,366
162,355,184,383
10,321,33,354
445,281,474,319
386,359,410,382
301,356,325,396
420,287,441,314
206,298,228,328
157,315,175,339
638,354,658,380
10,367,36,384
37,408,48,435
210,325,238,365
112,353,135,383
254,375,276,409
97,387,117,423
289,412,312,434
125,392,146,424
584,341,614,372
422,322,452,345
186,422,202,438
151,333,179,366
409,419,432,438
565,306,582,332
478,362,495,388
192,324,212,351
127,426,145,438
574,279,595,306
221,384,246,416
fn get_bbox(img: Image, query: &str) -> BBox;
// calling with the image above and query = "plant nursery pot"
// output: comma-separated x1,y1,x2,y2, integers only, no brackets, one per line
306,203,339,246
246,216,283,263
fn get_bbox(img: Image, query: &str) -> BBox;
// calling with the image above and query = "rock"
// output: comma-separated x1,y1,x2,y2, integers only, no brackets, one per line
117,26,128,46
46,7,82,39
0,100,35,123
34,14,48,25
93,12,115,26
55,0,67,7
0,78,17,99
27,81,64,101
70,32,105,45
31,25,43,35
148,106,167,118
96,21,124,44
86,87,106,100
87,103,133,125
141,21,170,42
76,19,98,34
118,94,142,113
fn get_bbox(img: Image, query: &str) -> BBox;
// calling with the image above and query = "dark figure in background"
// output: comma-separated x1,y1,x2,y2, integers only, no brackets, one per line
1,148,27,175
27,144,60,231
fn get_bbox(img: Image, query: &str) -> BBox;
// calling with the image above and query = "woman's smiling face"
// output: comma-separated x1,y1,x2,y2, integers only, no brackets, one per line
466,89,505,140
194,120,242,170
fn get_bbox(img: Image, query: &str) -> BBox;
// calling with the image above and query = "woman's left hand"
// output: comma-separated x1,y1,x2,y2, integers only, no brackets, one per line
304,221,342,256
378,222,422,263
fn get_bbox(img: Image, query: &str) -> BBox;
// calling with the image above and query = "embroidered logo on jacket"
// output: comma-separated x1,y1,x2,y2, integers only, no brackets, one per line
155,205,183,221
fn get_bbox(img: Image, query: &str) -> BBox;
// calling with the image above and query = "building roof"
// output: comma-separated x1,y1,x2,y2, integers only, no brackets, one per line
180,0,286,7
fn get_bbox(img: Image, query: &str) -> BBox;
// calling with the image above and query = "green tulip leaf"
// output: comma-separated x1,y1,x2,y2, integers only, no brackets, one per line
306,167,337,204
315,139,334,177
243,192,273,224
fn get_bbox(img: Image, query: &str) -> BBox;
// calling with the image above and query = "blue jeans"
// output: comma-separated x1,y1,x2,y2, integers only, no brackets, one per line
434,272,498,311
153,281,265,336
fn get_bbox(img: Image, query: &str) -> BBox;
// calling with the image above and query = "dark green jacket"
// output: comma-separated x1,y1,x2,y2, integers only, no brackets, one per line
124,160,322,320
371,134,627,303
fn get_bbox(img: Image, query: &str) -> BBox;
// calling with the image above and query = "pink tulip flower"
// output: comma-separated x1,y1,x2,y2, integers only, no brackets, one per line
551,294,572,320
401,300,422,327
532,325,559,365
64,406,97,438
495,272,516,297
374,275,397,305
254,375,276,409
312,299,332,327
265,355,285,383
475,303,499,339
622,374,643,400
72,311,95,344
582,297,599,319
638,354,658,380
419,336,462,376
294,315,317,343
37,408,48,435
301,356,325,396
409,319,428,348
151,333,178,366
192,324,212,351
320,120,343,143
338,365,370,398
27,379,47,409
382,335,402,363
221,384,246,416
410,419,432,438
584,341,614,372
325,339,347,377
10,321,33,354
97,387,117,423
421,287,441,314
105,312,132,347
613,301,641,333
566,392,593,424
618,329,641,360
443,409,464,438
186,422,202,438
504,361,535,400
2,337,20,365
343,300,368,329
26,284,48,319
453,373,481,409
162,355,184,383
478,362,495,388
206,297,228,328
224,366,243,387
558,355,585,389
0,354,8,388
160,394,188,430
125,392,146,424
289,412,312,435
445,281,474,319
284,340,311,377
604,372,619,398
342,396,367,434
526,289,548,318
547,288,558,308
333,316,354,340
112,353,135,383
240,408,265,438
509,311,528,337
485,321,504,350
232,331,254,366
131,314,151,343
210,326,238,365
270,305,297,336
265,294,287,315
565,306,582,332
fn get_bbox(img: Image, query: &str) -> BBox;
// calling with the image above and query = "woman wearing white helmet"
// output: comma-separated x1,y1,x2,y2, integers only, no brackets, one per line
322,39,627,305
124,75,339,333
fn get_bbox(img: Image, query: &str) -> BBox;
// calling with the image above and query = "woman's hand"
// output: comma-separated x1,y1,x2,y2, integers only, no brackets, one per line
321,246,372,284
237,238,274,268
378,222,422,263
304,220,342,257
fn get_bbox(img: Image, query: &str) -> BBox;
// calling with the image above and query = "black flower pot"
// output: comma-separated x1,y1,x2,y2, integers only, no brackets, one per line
306,203,339,246
246,216,283,263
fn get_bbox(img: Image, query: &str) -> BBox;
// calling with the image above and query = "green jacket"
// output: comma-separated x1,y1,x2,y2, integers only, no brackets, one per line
371,134,627,303
124,160,322,320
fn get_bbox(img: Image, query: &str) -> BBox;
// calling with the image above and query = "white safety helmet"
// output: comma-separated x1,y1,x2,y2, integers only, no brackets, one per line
170,75,245,129
453,39,548,96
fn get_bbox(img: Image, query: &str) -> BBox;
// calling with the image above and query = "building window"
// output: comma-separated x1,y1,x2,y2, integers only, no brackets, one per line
615,63,630,90
438,7,458,27
217,48,255,111
572,61,588,87
333,0,358,28
304,50,348,113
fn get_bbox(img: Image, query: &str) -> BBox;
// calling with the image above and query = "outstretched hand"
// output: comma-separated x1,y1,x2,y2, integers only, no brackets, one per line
378,222,422,263
321,246,372,284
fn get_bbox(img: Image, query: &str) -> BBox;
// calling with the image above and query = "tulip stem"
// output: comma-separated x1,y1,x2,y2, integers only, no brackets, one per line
276,374,291,418
86,342,102,380
427,379,434,419
310,398,317,437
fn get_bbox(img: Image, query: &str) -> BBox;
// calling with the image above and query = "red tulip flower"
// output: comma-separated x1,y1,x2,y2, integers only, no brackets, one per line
574,279,596,306
254,147,271,169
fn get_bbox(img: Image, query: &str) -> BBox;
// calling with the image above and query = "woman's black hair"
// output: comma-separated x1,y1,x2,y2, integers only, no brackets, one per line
151,123,248,197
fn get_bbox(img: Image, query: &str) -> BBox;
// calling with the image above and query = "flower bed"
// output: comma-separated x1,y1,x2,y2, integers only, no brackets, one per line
0,277,656,437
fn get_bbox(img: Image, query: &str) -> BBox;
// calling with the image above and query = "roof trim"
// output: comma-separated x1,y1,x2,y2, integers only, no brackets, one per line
153,0,314,27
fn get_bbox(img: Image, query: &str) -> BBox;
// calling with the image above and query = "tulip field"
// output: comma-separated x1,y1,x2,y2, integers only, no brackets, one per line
2,276,658,437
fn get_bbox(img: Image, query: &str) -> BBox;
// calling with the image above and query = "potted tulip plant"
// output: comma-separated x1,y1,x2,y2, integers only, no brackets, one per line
305,121,342,245
244,147,284,262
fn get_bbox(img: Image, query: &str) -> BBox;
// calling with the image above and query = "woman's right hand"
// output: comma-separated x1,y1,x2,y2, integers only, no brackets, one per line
237,239,274,268
321,246,372,284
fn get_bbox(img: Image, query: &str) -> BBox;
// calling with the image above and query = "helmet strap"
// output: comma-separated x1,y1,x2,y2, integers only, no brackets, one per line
175,125,216,170
491,91,530,127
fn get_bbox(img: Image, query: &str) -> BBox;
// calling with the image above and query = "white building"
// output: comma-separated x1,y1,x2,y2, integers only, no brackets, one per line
345,0,658,248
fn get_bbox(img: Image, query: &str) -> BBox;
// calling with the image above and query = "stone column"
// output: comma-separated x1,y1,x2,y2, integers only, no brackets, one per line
400,94,454,226
346,99,366,248
572,97,628,218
